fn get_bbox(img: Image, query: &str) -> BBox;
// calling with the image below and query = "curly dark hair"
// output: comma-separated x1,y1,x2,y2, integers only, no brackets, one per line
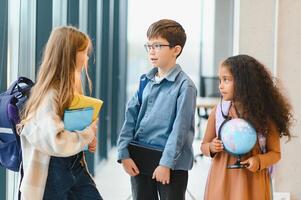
222,54,293,139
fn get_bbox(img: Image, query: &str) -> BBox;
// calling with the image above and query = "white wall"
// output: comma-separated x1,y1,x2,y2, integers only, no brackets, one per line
234,0,301,199
275,0,301,199
235,0,277,72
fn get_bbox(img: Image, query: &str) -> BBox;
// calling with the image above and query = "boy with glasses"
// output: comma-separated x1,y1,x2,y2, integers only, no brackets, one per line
117,19,197,200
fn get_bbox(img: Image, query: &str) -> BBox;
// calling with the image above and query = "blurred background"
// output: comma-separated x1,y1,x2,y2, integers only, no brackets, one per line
0,0,300,199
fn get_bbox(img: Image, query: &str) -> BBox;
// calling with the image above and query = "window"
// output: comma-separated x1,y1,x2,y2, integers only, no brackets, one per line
127,0,202,100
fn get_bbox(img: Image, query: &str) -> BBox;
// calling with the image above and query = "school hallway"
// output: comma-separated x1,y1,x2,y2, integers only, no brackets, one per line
94,140,211,200
1,0,301,199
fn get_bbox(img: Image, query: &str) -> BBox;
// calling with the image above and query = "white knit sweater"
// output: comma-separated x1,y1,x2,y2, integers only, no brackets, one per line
20,90,95,200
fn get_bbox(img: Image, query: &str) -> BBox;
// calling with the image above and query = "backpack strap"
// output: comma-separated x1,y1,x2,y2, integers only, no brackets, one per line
137,74,149,105
132,74,148,141
7,77,34,95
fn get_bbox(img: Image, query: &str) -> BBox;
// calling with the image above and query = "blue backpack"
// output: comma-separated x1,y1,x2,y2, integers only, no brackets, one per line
0,77,34,171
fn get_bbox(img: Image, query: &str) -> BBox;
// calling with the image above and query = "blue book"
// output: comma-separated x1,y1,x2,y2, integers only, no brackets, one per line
63,107,94,150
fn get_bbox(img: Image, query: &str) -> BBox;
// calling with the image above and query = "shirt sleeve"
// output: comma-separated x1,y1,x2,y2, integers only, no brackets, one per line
200,107,217,157
159,84,197,169
257,121,281,170
117,92,140,162
21,94,95,157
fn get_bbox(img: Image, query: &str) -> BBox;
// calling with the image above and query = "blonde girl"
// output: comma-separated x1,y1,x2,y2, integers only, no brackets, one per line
19,26,102,200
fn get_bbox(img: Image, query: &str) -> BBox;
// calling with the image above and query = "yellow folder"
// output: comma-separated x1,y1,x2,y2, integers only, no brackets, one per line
69,94,103,120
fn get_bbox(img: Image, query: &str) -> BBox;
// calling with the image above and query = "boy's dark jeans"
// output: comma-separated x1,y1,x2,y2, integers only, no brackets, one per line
131,170,188,200
43,152,102,200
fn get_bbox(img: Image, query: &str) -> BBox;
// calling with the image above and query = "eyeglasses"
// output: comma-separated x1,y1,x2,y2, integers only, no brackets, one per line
144,43,173,52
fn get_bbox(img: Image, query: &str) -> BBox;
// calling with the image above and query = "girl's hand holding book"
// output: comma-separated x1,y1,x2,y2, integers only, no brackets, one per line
88,137,97,153
90,118,99,136
87,119,98,152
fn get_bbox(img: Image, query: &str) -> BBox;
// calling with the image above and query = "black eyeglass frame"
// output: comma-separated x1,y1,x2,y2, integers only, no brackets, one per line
143,43,174,52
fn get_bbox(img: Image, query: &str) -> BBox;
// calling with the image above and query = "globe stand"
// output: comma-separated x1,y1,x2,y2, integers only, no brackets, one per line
227,155,248,169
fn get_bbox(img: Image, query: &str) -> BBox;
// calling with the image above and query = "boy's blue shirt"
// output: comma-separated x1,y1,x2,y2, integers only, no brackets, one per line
117,64,197,170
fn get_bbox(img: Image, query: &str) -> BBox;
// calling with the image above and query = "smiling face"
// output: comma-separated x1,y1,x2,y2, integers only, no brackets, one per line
146,37,181,69
218,65,234,101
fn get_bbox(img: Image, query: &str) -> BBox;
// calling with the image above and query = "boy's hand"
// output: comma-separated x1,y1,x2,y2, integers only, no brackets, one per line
122,158,140,176
88,137,97,153
209,137,224,153
241,156,260,172
152,165,170,184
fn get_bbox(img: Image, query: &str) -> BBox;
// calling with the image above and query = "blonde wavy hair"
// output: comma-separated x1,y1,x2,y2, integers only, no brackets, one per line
19,26,92,127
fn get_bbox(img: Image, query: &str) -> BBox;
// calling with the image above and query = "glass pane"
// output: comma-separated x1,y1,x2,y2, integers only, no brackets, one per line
127,0,202,100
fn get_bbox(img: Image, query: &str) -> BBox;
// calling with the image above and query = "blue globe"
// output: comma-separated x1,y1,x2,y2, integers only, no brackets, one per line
220,118,257,156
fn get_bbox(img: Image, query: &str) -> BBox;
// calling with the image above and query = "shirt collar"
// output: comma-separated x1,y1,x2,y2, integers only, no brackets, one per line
146,64,182,82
